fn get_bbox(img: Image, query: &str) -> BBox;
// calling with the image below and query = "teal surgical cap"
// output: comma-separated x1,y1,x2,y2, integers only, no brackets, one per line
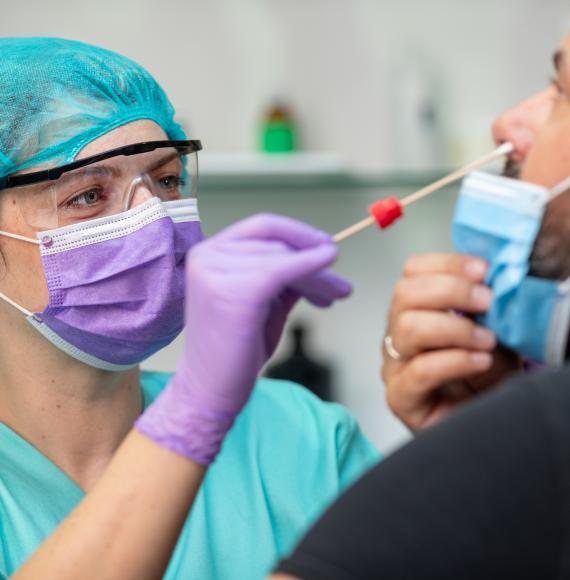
0,37,186,178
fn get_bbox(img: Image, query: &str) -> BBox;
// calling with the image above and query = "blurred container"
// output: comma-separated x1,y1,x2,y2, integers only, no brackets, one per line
260,101,298,153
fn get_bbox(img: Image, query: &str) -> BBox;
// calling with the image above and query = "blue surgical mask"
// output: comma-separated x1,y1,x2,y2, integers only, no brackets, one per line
452,171,570,366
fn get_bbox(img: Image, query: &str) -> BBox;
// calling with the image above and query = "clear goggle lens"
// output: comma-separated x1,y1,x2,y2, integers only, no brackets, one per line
6,144,199,230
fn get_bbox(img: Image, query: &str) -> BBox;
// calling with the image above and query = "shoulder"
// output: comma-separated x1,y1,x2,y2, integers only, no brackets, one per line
231,378,381,488
494,365,570,448
234,377,368,454
401,365,570,481
244,377,356,431
141,371,380,483
464,364,570,431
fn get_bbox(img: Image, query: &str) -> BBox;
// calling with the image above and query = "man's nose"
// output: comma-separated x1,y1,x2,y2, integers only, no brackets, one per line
492,86,557,163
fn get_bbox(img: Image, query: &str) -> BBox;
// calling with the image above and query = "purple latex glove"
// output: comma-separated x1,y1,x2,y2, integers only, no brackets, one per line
136,214,352,464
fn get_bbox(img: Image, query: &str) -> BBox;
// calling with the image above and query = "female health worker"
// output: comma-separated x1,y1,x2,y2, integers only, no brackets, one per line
0,38,379,579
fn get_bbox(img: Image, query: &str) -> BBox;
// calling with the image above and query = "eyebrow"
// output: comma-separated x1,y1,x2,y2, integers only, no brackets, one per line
145,151,182,173
65,151,181,180
20,151,183,195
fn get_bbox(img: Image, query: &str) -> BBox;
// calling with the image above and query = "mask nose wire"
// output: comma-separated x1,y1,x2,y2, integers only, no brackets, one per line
549,175,570,202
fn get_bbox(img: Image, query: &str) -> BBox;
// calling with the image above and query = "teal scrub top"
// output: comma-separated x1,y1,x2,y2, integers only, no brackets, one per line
0,372,380,579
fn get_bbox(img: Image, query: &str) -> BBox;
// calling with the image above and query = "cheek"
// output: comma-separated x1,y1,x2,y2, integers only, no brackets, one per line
521,117,570,187
0,241,49,312
0,198,49,312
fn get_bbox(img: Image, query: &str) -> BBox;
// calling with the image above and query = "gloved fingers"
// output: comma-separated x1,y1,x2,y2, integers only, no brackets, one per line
264,289,300,357
292,270,353,304
197,240,340,291
300,292,335,308
204,239,293,258
185,240,292,279
270,244,339,290
215,213,332,250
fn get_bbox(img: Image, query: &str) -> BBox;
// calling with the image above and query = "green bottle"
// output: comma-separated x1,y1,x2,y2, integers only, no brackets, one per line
261,102,297,153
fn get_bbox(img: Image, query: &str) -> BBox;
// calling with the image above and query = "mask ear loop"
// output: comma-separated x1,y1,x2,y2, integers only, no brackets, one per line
0,231,41,245
548,175,570,202
0,290,33,316
0,232,43,317
542,178,570,366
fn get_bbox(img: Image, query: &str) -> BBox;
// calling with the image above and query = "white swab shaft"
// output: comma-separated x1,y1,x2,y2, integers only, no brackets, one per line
333,142,514,243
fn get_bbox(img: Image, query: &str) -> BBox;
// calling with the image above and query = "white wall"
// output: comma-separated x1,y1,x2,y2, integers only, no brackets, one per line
2,0,569,452
2,0,569,170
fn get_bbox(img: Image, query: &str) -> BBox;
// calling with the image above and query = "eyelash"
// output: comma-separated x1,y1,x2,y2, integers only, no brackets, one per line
64,188,105,209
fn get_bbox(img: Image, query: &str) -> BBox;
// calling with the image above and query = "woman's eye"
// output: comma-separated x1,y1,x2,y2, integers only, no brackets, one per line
68,189,101,207
158,175,185,190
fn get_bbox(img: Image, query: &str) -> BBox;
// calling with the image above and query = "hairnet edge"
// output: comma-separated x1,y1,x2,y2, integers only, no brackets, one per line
68,109,187,161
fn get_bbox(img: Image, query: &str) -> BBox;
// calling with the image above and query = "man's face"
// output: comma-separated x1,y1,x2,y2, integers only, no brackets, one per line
521,34,570,187
493,87,558,174
520,33,570,280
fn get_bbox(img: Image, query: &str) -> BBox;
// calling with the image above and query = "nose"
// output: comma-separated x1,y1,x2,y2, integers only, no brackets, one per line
125,176,155,210
492,86,557,163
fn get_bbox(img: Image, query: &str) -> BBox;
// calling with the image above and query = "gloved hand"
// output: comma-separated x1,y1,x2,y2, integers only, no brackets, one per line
136,214,352,464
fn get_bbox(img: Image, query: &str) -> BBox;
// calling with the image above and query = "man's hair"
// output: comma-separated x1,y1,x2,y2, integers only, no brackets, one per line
529,191,570,280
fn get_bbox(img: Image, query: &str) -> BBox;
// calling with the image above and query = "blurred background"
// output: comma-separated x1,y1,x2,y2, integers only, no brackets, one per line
2,0,569,452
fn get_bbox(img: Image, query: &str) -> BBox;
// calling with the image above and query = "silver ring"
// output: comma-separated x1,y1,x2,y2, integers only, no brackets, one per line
384,335,403,361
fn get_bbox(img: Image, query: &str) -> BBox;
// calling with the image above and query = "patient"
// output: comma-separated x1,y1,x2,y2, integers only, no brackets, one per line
270,32,570,580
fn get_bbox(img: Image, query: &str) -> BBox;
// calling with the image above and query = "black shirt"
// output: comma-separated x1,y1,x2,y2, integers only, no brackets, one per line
277,367,570,579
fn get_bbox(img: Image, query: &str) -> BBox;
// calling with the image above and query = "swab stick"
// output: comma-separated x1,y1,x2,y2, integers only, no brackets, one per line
333,142,514,243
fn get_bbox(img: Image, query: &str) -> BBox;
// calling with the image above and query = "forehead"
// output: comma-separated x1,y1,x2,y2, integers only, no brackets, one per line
76,120,168,160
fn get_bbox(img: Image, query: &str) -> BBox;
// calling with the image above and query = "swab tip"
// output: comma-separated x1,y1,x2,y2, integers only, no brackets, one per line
496,142,514,156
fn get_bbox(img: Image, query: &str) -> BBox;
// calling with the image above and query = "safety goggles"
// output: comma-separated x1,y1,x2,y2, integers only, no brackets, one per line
0,140,202,229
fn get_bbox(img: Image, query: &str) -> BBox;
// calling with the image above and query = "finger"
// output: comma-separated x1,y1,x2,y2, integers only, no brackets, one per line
386,349,493,421
216,213,332,249
440,380,479,404
270,244,339,288
302,293,335,308
390,311,496,359
292,270,353,303
403,253,488,282
389,275,493,328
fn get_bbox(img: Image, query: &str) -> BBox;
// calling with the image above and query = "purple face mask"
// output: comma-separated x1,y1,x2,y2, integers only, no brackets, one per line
0,197,203,370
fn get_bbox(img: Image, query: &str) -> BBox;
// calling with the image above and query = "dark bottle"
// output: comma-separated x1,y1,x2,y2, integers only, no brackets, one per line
265,323,334,401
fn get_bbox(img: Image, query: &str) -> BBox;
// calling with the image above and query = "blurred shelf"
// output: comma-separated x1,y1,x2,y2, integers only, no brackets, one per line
198,152,451,192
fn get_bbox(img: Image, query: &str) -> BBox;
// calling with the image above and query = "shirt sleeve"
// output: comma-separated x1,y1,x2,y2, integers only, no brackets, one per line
235,378,382,561
277,368,570,580
333,403,382,490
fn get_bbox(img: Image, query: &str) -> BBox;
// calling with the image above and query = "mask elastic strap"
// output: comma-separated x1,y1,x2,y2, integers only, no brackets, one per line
0,231,42,316
549,175,570,202
0,230,41,245
0,290,33,317
546,276,570,366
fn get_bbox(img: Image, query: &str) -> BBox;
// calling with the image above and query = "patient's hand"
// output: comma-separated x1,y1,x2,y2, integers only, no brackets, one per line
382,253,522,431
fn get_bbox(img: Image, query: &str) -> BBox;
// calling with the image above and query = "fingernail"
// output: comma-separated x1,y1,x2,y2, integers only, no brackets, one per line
470,352,493,368
464,259,487,278
471,285,493,309
472,326,496,349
